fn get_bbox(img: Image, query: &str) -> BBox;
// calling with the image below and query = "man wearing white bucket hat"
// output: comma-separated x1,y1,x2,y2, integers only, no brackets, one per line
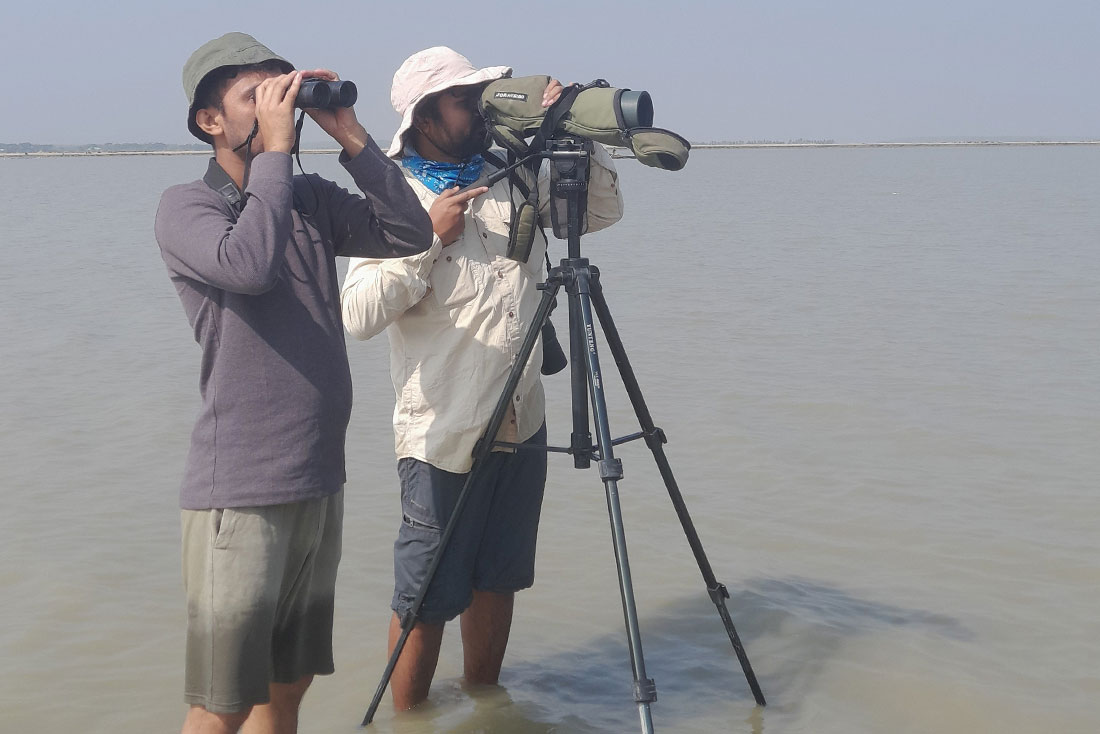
341,47,624,709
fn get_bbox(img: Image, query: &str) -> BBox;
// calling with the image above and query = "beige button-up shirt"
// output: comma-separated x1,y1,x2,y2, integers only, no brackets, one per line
341,144,624,473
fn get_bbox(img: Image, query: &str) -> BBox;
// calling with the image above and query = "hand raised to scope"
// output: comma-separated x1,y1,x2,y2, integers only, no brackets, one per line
542,78,564,107
300,69,369,158
430,186,489,246
254,72,302,154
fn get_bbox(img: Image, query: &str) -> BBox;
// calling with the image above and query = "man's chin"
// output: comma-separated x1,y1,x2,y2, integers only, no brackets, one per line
458,139,488,160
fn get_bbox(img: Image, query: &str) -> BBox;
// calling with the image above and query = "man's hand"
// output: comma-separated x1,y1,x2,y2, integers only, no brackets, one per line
301,69,370,158
543,79,564,108
430,186,489,245
255,72,302,154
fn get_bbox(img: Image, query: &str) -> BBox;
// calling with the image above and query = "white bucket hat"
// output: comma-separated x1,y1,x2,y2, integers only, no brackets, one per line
387,46,511,158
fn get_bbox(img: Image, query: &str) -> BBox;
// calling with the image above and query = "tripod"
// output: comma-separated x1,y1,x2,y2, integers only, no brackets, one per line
362,138,765,732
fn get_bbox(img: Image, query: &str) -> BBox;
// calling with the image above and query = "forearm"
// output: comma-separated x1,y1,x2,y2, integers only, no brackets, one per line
332,123,369,160
340,239,442,339
155,153,294,294
333,140,434,258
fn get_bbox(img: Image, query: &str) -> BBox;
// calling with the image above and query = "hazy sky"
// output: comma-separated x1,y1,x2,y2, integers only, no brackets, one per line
2,0,1097,144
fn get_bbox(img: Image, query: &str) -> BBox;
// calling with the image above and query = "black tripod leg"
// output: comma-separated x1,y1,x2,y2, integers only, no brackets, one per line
587,270,767,707
568,278,593,468
572,269,658,734
361,276,564,726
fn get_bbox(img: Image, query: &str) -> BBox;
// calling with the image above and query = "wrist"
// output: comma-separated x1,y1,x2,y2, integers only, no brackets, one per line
337,124,369,158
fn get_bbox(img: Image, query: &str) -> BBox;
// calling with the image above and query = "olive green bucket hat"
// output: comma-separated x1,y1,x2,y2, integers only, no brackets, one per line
182,32,294,143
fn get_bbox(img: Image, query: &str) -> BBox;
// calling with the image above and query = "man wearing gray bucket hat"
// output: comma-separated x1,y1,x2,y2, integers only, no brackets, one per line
341,46,624,711
155,32,432,734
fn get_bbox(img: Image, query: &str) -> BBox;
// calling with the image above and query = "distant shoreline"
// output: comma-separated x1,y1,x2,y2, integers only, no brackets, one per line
691,140,1100,149
3,140,1098,158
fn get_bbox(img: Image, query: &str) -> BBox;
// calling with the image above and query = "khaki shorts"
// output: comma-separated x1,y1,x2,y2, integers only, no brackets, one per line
181,490,342,714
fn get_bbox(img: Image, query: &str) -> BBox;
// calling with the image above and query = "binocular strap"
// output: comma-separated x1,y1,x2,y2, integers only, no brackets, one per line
482,149,544,265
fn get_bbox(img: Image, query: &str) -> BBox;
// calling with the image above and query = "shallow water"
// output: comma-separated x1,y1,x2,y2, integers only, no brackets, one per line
1,145,1098,733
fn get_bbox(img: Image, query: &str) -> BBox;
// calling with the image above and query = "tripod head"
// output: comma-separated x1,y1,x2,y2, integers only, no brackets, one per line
544,137,593,254
457,136,595,259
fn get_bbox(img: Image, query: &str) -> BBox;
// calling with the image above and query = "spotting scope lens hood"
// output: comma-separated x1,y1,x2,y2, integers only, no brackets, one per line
618,90,653,129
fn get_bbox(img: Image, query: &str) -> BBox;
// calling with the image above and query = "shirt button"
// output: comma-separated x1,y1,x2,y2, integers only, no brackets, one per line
482,232,488,239
446,255,452,262
497,271,503,279
508,311,514,317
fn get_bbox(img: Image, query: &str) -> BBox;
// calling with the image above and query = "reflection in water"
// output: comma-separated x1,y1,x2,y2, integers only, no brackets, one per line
745,577,971,640
389,577,970,733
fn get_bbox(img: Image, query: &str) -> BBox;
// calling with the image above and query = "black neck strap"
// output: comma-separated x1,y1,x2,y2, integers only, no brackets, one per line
203,157,244,216
204,116,314,217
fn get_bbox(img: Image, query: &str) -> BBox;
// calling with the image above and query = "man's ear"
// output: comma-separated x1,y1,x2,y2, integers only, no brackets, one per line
194,107,222,139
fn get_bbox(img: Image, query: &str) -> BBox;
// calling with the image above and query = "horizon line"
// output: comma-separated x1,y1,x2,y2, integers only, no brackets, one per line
4,139,1100,159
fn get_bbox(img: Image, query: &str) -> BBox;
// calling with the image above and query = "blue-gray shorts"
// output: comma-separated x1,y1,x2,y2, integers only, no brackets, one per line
392,424,547,624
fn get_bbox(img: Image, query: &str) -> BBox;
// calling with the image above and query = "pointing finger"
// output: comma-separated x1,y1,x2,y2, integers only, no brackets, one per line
454,185,489,203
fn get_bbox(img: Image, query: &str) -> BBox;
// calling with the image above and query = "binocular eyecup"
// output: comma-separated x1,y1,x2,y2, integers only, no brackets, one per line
295,79,358,109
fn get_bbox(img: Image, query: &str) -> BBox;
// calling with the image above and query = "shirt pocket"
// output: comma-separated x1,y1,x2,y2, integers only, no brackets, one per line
429,251,478,309
429,234,485,310
476,191,547,274
475,195,512,259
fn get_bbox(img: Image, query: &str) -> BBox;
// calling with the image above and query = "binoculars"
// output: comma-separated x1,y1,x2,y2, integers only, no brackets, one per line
295,79,358,109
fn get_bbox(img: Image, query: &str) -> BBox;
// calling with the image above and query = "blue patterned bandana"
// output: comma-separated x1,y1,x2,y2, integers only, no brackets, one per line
401,153,485,194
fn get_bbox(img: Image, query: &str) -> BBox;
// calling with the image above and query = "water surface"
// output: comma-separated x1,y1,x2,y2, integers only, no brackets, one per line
1,146,1097,733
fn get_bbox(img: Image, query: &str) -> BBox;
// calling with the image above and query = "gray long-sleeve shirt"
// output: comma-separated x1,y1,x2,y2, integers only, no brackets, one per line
155,141,432,510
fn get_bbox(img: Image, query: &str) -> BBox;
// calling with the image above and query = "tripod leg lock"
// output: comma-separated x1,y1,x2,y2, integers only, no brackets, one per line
707,583,730,605
645,427,668,447
633,677,658,704
598,458,624,481
571,431,593,468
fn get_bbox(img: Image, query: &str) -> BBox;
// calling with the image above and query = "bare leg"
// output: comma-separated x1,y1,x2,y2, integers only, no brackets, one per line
460,590,515,685
182,706,250,734
238,675,313,734
388,612,445,710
